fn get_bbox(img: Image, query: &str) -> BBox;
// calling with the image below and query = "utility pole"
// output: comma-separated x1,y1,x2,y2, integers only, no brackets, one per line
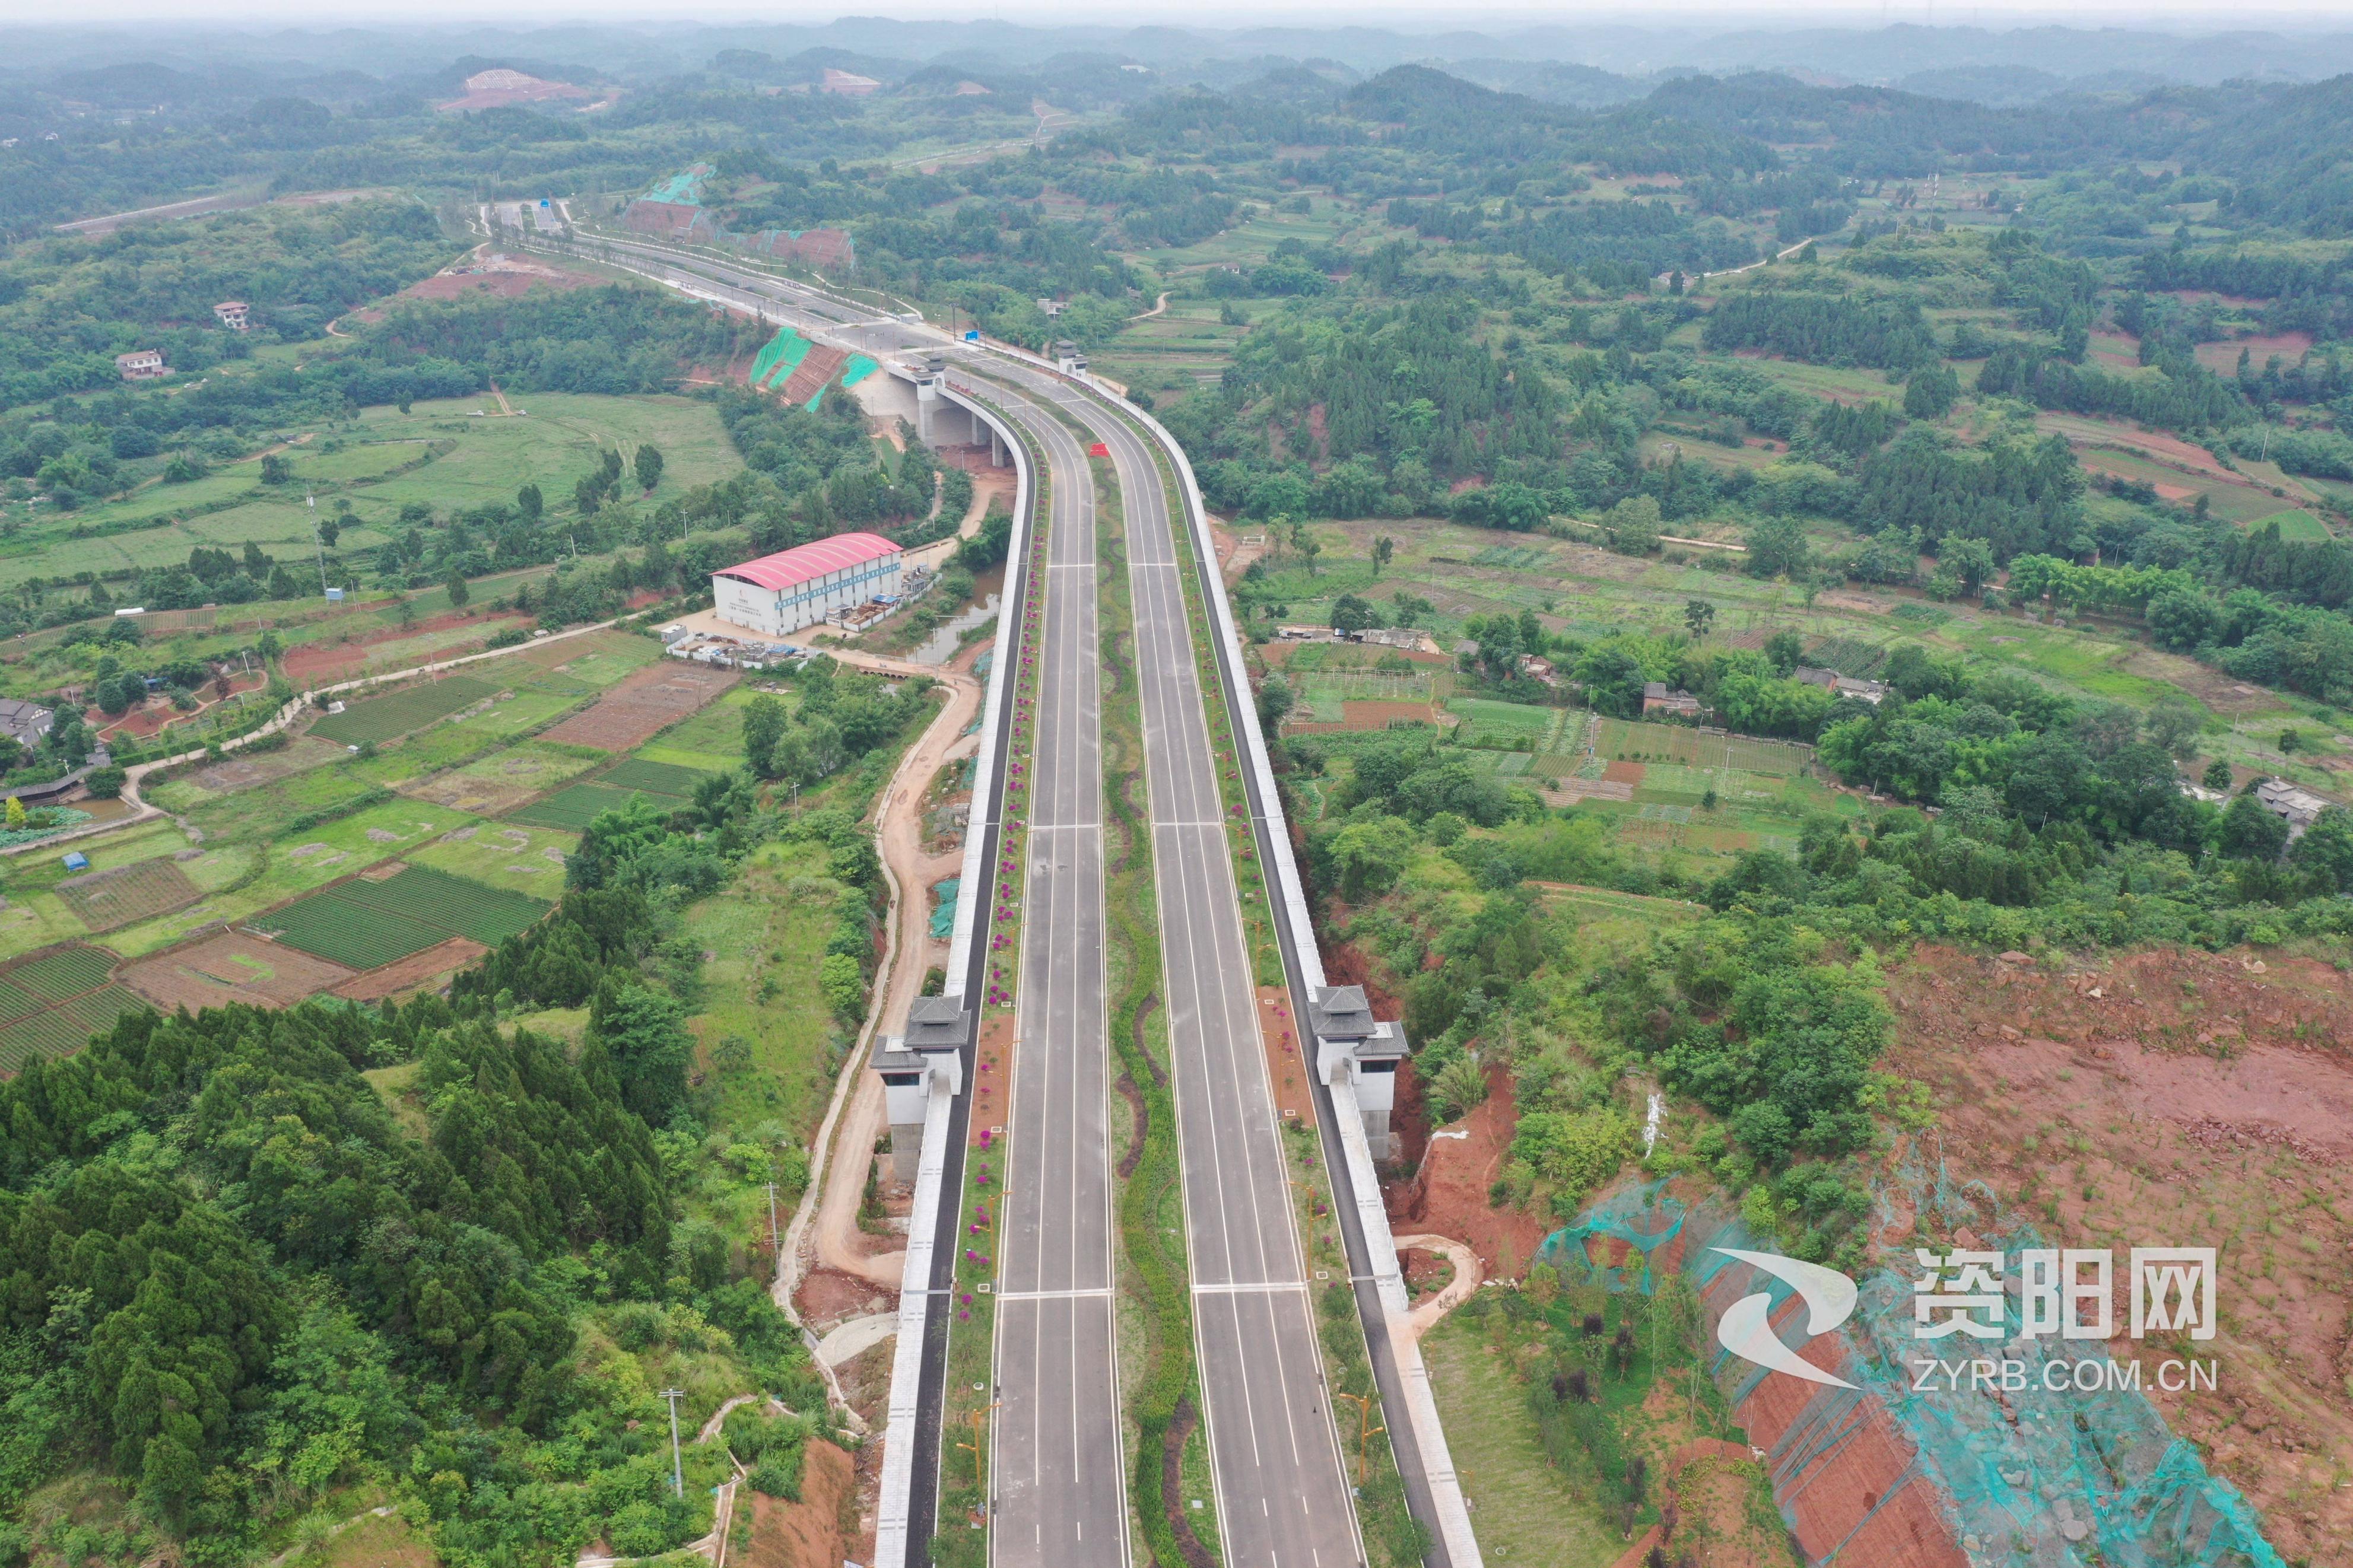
1333,1391,1384,1484
956,1401,1001,1505
660,1388,687,1497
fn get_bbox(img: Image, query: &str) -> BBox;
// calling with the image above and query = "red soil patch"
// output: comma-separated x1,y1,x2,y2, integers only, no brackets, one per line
2082,452,2202,502
2164,290,2268,310
1287,699,1440,734
2040,415,2238,481
971,1012,1014,1143
1682,1255,1964,1568
436,78,589,112
1885,943,2353,1563
121,932,357,1012
280,609,531,682
537,661,736,750
776,344,850,405
1602,759,1646,785
1210,521,1270,586
795,1265,889,1328
1607,1440,1784,1568
403,268,593,304
331,936,487,1002
1402,1245,1452,1295
1258,985,1316,1127
739,1439,856,1568
1383,1064,1554,1281
91,670,269,740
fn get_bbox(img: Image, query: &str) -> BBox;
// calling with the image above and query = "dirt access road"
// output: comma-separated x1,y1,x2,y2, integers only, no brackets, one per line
782,644,986,1308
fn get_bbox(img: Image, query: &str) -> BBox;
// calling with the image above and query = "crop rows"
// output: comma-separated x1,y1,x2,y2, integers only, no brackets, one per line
342,866,550,945
0,985,147,1077
56,859,204,933
257,867,550,970
509,781,648,829
312,675,498,746
597,758,712,797
13,945,122,1000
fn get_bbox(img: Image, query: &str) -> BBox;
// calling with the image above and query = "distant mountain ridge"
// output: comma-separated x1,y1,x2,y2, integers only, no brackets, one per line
2,18,2352,98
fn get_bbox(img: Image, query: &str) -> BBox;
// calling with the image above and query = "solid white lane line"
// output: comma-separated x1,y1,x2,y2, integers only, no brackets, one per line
1191,1281,1308,1295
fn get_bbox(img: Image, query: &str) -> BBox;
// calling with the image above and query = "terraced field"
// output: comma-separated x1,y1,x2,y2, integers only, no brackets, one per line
313,676,499,746
253,866,549,969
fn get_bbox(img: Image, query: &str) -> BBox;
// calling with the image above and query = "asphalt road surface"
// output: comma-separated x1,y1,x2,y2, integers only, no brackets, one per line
989,390,1129,1567
1011,379,1366,1568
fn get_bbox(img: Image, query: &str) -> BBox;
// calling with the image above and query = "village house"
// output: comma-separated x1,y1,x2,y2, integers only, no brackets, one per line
2254,777,2332,841
1642,682,1704,719
1792,665,1890,705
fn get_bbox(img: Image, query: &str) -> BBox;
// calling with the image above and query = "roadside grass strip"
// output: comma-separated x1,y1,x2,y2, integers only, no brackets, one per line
976,431,1050,1020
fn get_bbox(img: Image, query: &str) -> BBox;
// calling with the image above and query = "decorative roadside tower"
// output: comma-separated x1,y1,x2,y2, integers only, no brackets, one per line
1308,983,1410,1157
871,994,970,1182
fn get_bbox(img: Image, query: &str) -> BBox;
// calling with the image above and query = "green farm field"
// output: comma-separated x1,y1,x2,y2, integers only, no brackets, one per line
633,683,755,772
0,392,740,602
0,944,148,1077
255,866,548,969
330,393,741,535
509,781,650,829
681,837,859,1157
407,821,579,896
312,675,500,745
99,797,479,959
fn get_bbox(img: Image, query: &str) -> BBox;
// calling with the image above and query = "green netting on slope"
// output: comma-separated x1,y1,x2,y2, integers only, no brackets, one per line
1541,1181,2284,1568
748,326,811,391
929,877,959,940
642,166,708,205
804,353,879,412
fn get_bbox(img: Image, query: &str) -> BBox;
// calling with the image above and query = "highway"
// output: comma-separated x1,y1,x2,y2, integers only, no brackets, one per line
985,373,1364,1568
1078,392,1366,1568
485,215,1454,1566
983,371,1374,1568
987,387,1129,1566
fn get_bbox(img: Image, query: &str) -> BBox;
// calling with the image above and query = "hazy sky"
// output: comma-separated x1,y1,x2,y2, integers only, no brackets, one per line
12,0,2352,26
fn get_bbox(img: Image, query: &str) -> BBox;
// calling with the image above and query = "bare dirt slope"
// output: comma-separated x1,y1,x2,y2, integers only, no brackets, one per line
1887,943,2353,1560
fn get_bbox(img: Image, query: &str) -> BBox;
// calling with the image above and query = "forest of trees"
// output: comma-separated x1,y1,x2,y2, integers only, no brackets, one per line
0,674,913,1563
0,201,453,412
1700,288,1942,371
